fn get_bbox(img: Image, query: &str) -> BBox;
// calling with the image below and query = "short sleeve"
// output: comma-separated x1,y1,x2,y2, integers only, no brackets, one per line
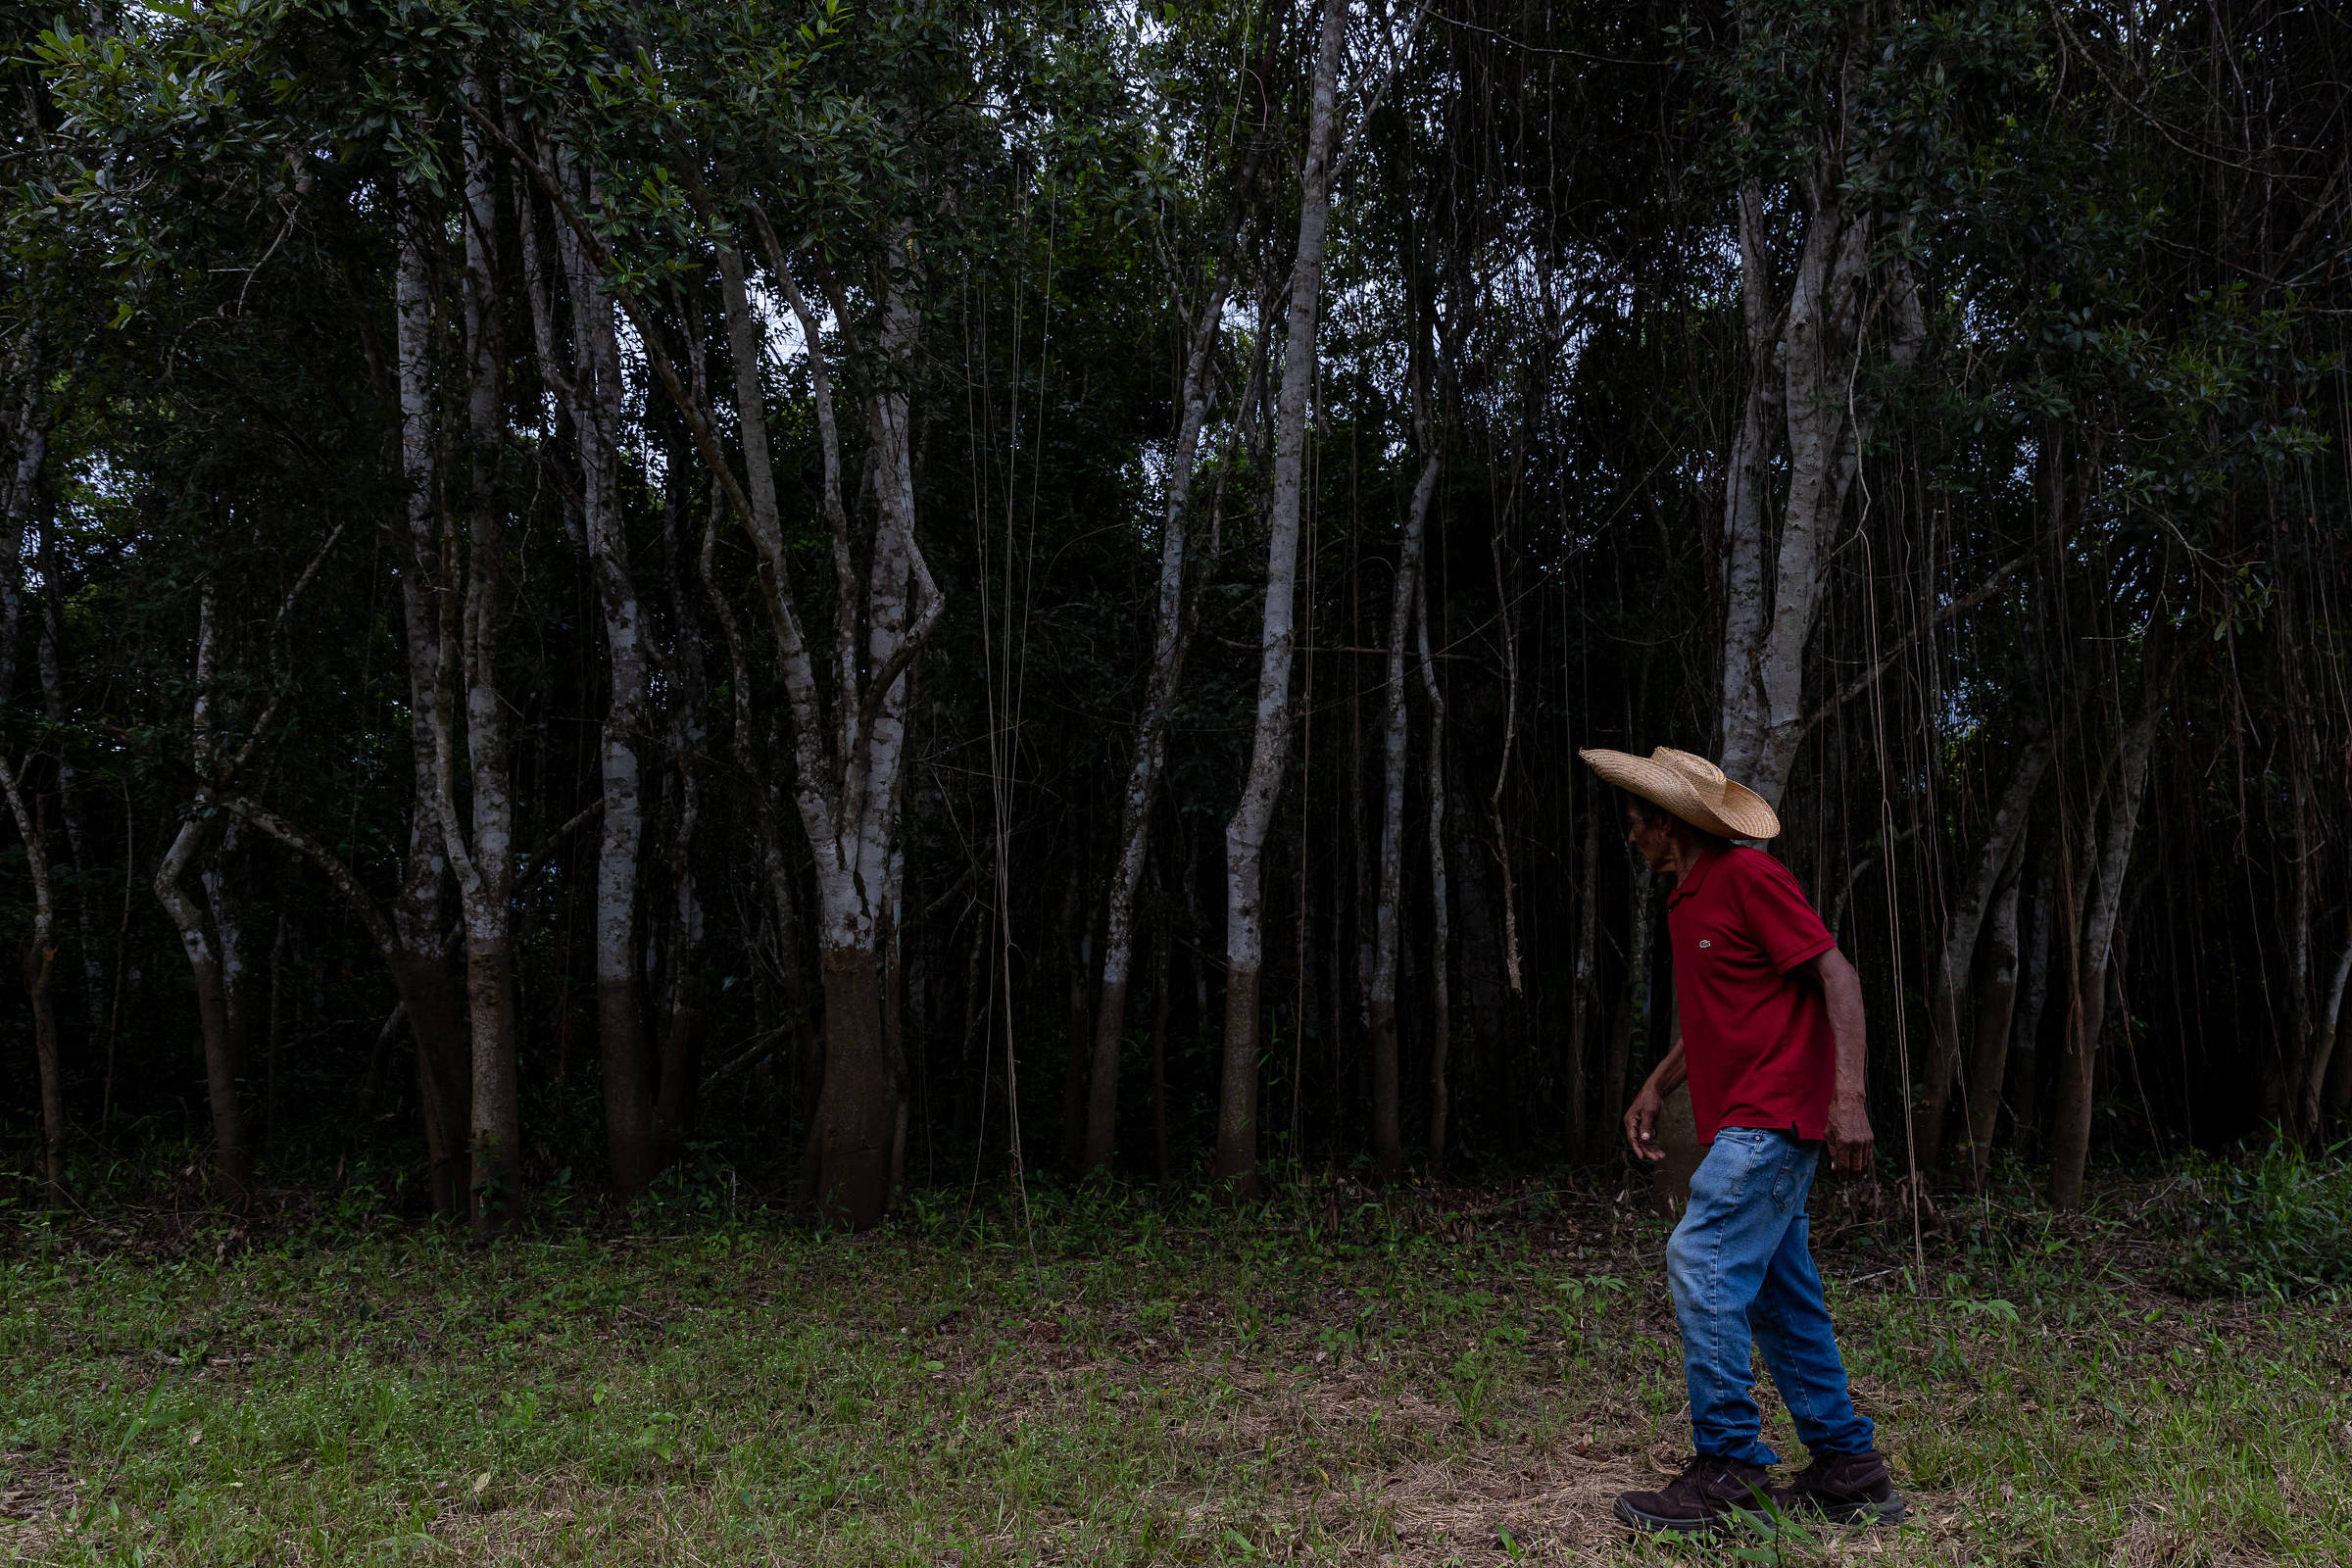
1736,853,1837,974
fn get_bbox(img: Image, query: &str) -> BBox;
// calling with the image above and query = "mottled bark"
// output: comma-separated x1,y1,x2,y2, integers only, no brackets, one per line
2007,844,2058,1155
1084,270,1233,1176
1603,856,1655,1137
1414,568,1451,1173
37,555,105,1046
555,162,658,1200
203,822,251,1086
147,583,251,1203
0,375,64,1206
395,140,519,1232
1061,868,1093,1168
1218,0,1347,1195
2303,920,2352,1137
1717,138,1927,806
1963,872,2023,1187
1370,451,1441,1180
441,98,524,1232
1919,743,2045,1169
653,494,708,1171
492,119,938,1229
1716,179,1780,785
1151,915,1173,1190
157,814,252,1205
699,270,811,1153
1,755,63,1205
2049,708,2159,1210
392,190,474,1219
1568,791,1601,1158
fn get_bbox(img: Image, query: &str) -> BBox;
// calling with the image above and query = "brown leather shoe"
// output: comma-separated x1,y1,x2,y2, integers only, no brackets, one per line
1773,1447,1906,1526
1612,1454,1774,1535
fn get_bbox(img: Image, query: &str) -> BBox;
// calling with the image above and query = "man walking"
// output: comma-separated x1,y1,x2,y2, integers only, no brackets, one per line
1580,746,1904,1535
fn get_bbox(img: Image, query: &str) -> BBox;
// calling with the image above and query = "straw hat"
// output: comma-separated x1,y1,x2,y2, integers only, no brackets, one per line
1577,746,1781,841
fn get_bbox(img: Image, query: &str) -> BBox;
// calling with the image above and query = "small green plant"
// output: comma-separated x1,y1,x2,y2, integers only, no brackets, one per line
2168,1139,2352,1298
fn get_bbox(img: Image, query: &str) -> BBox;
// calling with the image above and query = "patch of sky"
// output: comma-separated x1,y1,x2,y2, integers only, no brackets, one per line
747,272,818,379
57,454,140,560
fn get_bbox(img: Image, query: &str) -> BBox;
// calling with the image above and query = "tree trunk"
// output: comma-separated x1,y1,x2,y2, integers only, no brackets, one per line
1918,743,2045,1169
1151,912,1173,1190
704,252,814,1171
520,169,939,1229
2262,764,2313,1135
1716,179,1780,787
1086,966,1132,1178
2328,981,2352,1127
1084,271,1233,1176
2007,842,2057,1156
1568,790,1600,1159
449,94,522,1233
556,167,658,1200
2049,708,2159,1210
203,822,252,1086
393,951,470,1214
1717,164,1926,807
1217,0,1347,1195
816,946,894,1224
1451,795,1514,1157
1370,454,1439,1180
0,378,64,1207
1603,856,1655,1141
264,914,286,1147
1416,570,1452,1174
148,579,254,1204
1963,870,2023,1187
36,555,107,1048
2302,919,2352,1137
392,184,475,1220
653,566,708,1173
1,761,65,1206
1060,867,1094,1169
24,933,62,1203
803,260,931,1228
157,816,252,1204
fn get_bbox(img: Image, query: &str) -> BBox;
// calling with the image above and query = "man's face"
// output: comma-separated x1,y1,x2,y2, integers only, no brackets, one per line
1624,799,1679,874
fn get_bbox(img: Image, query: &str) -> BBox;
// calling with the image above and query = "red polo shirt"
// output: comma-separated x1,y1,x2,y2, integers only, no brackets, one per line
1667,846,1838,1144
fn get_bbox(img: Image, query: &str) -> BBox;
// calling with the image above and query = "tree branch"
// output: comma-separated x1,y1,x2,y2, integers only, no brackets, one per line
217,793,398,960
1803,555,2030,735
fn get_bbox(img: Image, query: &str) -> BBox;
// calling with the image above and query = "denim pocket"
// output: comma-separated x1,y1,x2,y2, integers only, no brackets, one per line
1772,1146,1820,1214
1696,1132,1769,1206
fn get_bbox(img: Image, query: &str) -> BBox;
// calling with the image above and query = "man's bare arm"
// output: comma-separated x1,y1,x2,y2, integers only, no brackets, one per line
1623,1031,1687,1163
1811,947,1875,1175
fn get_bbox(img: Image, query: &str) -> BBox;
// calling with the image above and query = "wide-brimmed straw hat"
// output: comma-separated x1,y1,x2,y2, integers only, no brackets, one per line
1577,746,1781,841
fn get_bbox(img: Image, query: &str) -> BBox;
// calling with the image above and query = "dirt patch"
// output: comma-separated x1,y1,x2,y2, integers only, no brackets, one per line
0,1454,84,1559
1327,1437,1979,1565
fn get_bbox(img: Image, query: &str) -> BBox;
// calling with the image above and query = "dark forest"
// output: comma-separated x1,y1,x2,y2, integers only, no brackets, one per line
3,0,2348,1232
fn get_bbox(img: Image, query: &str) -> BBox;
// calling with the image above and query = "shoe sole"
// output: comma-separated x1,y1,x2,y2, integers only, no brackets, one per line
1611,1496,1773,1536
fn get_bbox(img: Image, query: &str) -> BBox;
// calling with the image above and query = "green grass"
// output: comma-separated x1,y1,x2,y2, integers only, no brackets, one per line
2,1170,2347,1565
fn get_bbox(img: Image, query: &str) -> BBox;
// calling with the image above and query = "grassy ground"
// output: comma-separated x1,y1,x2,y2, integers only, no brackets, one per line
3,1167,2348,1566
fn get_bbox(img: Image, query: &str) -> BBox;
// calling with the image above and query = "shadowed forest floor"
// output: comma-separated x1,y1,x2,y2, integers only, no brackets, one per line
2,1169,2347,1566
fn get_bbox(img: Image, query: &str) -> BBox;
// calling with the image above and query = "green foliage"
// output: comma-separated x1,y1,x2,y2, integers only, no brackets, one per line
2169,1140,2352,1299
3,1174,2350,1563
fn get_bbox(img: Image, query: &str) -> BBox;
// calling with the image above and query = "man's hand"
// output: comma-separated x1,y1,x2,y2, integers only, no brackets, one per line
1624,1083,1667,1163
1825,1092,1874,1177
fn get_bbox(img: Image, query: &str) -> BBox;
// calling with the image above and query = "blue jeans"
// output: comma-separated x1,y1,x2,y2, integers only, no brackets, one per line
1665,1126,1874,1465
